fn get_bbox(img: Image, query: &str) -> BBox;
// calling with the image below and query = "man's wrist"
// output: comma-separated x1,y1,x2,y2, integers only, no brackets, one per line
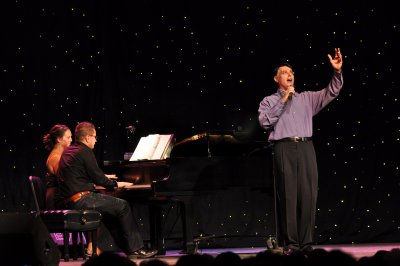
334,69,342,74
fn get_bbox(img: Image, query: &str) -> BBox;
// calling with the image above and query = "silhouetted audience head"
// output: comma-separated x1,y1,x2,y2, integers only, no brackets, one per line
281,252,308,266
357,248,400,266
383,248,400,266
358,250,389,266
82,251,137,266
79,247,400,266
212,251,242,266
139,258,169,266
307,248,330,266
175,253,214,266
253,249,283,265
327,250,356,266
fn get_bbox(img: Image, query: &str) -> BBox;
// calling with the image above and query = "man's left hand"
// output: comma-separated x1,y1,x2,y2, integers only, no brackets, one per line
105,174,117,179
328,48,343,73
117,181,133,188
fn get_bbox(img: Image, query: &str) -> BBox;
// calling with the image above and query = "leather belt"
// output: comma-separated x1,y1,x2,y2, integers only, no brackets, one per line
65,191,91,203
274,137,312,143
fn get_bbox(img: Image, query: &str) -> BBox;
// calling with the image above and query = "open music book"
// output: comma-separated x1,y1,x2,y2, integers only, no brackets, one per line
129,134,174,161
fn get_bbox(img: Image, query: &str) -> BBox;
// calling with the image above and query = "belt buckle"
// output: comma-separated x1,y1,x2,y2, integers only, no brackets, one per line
294,137,300,142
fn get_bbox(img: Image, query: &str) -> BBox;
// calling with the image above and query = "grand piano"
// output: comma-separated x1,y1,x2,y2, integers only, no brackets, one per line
102,130,275,254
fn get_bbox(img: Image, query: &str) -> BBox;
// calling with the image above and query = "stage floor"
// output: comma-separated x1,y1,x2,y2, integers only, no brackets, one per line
58,243,400,265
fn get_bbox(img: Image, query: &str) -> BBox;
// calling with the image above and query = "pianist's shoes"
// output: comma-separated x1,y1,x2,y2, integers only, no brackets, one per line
127,247,158,259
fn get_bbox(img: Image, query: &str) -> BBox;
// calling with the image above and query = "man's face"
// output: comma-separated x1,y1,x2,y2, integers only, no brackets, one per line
274,66,295,90
86,130,97,149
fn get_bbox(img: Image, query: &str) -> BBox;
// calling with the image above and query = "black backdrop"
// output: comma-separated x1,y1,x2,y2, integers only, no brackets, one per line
0,0,399,247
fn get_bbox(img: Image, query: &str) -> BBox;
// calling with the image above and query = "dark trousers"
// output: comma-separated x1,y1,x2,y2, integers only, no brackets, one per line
67,192,144,253
273,141,318,249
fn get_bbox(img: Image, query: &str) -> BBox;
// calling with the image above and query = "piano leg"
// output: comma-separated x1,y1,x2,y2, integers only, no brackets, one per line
179,197,196,254
148,196,196,254
148,198,166,255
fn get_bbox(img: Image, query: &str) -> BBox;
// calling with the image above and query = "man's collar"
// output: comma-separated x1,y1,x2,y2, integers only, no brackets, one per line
277,88,286,96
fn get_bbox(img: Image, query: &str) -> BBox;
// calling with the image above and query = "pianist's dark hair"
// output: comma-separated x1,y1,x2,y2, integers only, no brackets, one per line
75,121,95,142
273,62,293,77
43,124,70,151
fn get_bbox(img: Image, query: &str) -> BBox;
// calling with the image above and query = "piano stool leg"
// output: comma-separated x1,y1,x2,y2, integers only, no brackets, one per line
72,231,78,260
63,231,70,262
91,230,98,258
79,232,86,260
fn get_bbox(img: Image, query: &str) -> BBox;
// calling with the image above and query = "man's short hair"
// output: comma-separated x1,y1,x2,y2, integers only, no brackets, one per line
75,121,95,142
273,62,293,77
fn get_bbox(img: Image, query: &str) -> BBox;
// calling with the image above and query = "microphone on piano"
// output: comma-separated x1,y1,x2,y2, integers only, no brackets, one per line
126,125,136,133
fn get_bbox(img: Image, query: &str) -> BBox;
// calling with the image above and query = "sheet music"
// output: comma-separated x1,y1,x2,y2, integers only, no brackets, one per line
130,134,174,161
129,135,155,160
151,134,174,159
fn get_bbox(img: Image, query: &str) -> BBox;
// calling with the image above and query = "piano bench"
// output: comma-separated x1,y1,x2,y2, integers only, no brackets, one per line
40,209,102,261
147,196,188,254
29,175,102,262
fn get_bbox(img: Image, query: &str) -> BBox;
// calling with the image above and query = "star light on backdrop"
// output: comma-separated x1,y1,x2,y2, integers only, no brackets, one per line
0,0,399,245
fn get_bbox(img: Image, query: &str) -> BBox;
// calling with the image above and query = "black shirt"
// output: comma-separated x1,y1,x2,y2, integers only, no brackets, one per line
58,142,116,199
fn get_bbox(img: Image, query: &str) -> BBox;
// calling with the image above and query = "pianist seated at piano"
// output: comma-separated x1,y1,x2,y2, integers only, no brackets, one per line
57,121,158,259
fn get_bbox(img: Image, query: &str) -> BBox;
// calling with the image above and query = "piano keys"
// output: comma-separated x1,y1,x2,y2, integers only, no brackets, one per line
102,159,169,185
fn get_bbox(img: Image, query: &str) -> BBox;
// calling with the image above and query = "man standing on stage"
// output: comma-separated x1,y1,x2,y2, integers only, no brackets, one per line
258,48,343,255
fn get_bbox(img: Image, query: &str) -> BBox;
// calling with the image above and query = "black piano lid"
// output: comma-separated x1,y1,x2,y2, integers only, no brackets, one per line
171,130,269,158
152,130,273,192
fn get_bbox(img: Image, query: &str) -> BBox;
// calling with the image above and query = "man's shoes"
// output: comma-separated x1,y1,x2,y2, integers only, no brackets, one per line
266,236,279,250
283,247,296,255
283,246,301,256
269,247,284,255
127,247,158,259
